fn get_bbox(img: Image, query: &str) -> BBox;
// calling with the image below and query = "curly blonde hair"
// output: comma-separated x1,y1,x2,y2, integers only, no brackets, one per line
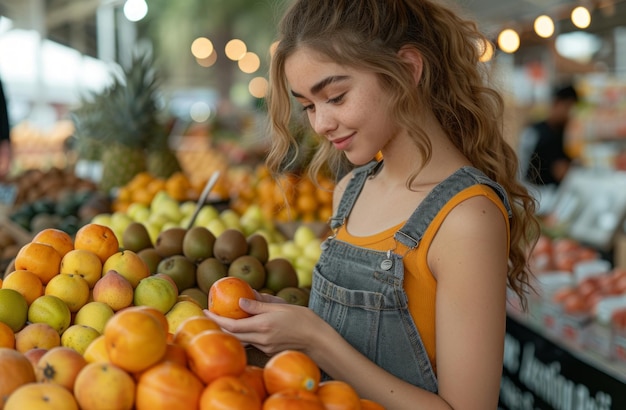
265,0,540,308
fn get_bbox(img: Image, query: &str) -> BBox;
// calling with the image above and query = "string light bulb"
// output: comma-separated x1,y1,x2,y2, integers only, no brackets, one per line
497,28,520,53
571,6,591,29
534,15,555,38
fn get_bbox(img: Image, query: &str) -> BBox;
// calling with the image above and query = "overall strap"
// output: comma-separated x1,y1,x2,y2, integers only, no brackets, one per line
394,166,513,249
329,160,382,231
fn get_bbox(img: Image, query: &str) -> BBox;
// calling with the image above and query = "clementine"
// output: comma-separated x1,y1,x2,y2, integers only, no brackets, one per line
14,242,62,285
74,223,120,264
317,380,362,410
199,375,261,410
262,388,326,410
208,276,256,319
104,308,168,373
136,361,204,410
32,228,74,258
173,315,222,349
263,349,321,395
186,329,247,385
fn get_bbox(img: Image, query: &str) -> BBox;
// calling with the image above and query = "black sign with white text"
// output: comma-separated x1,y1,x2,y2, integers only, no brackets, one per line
499,315,625,410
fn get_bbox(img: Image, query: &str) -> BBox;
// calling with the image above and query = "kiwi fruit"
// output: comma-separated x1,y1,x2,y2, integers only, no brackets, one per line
182,226,215,263
157,254,197,291
264,258,299,293
155,227,187,257
213,229,248,265
228,255,266,290
276,287,310,306
246,233,269,264
181,287,208,310
137,248,163,275
196,257,228,294
122,222,153,252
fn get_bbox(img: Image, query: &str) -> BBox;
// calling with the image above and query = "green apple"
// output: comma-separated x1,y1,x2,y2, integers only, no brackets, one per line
303,239,323,261
206,218,227,237
180,201,198,218
147,213,170,231
281,241,301,264
268,243,284,260
295,266,313,288
111,212,134,234
91,213,113,228
128,203,151,223
144,222,161,245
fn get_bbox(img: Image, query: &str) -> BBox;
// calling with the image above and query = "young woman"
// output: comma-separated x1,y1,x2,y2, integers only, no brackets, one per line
206,0,540,408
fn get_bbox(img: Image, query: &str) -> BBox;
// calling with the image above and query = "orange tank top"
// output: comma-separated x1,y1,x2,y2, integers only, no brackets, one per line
335,184,510,372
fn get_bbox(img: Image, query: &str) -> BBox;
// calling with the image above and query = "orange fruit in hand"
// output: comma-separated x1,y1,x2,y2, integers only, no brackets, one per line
186,329,247,385
14,242,62,285
317,380,362,410
262,388,325,410
263,350,321,395
173,316,221,349
104,308,168,373
136,361,204,410
32,228,74,258
200,375,261,410
208,276,256,319
74,223,120,264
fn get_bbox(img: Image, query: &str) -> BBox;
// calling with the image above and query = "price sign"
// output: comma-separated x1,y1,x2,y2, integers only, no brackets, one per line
0,183,17,207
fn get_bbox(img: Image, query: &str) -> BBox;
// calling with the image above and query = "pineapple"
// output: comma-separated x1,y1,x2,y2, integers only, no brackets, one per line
97,52,160,193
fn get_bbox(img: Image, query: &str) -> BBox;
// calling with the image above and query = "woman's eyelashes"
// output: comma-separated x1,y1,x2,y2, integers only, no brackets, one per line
301,92,347,112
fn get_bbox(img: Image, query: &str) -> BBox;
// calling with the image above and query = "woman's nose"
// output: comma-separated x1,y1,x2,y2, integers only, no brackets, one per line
312,108,337,137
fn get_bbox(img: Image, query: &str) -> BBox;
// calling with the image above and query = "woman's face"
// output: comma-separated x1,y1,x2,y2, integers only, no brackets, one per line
284,47,398,166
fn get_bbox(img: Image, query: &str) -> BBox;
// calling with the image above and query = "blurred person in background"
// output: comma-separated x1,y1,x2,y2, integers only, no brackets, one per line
518,84,580,188
0,77,11,179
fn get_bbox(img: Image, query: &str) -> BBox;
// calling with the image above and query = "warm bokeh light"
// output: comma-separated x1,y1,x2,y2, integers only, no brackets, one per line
123,0,148,22
196,50,217,67
497,29,520,54
225,39,247,61
238,52,260,74
249,77,269,98
534,15,555,38
191,37,214,59
571,6,591,29
478,39,494,62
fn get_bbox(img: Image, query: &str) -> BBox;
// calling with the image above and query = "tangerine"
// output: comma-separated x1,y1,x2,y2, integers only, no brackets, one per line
208,276,256,319
74,223,120,264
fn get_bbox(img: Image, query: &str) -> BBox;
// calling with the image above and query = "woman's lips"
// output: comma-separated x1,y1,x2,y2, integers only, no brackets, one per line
330,134,353,150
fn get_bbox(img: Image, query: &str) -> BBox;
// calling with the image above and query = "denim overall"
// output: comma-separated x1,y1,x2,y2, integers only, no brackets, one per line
308,161,512,392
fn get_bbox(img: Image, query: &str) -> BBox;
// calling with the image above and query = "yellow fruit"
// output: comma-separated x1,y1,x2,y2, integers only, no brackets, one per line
165,300,205,335
2,270,44,305
28,295,72,335
44,273,90,313
59,249,103,288
102,250,150,288
74,301,115,334
61,324,101,355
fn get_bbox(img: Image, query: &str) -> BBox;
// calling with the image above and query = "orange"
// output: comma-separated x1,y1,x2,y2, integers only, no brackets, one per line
74,223,120,264
263,350,321,395
14,242,62,285
186,329,247,385
165,172,193,201
2,270,44,305
239,365,267,402
0,321,15,348
32,228,74,258
208,276,256,319
104,308,168,373
262,388,325,410
173,316,222,349
360,398,386,410
59,249,103,288
136,362,204,410
131,189,154,206
199,375,261,410
317,380,362,410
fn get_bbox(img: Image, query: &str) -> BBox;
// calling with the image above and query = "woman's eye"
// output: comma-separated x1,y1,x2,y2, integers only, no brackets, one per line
328,93,346,104
302,104,314,112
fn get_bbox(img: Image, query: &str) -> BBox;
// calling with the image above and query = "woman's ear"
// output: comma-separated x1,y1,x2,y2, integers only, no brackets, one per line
398,46,423,85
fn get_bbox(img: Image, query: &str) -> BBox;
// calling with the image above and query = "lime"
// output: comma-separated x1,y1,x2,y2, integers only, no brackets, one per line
0,288,28,332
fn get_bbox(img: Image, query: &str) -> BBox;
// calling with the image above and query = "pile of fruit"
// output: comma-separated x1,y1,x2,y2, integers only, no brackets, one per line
229,165,334,224
0,223,383,409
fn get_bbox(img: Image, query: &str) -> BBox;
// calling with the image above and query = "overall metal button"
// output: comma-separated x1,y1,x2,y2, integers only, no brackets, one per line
380,259,393,271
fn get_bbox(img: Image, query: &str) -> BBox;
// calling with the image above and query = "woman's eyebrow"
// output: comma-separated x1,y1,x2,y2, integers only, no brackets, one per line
290,75,349,98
